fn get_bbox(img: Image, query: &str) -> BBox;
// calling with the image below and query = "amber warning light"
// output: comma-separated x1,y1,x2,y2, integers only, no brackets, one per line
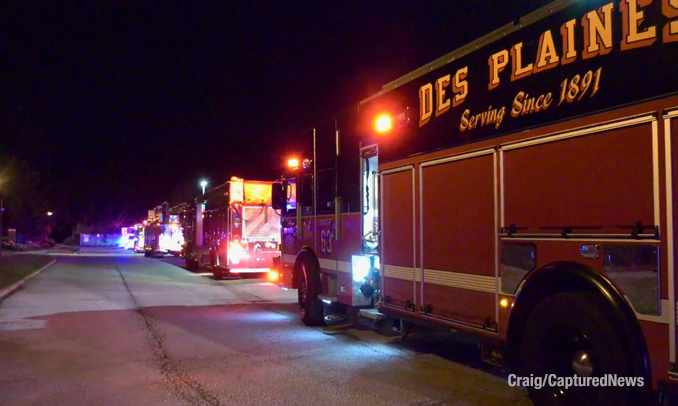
287,158,300,169
376,115,392,133
267,270,279,282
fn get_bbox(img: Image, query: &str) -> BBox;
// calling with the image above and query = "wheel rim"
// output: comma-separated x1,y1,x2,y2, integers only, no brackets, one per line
572,350,593,377
546,329,599,405
298,266,307,312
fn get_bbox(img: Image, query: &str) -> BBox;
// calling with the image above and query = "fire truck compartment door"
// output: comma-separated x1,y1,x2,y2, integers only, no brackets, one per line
381,166,416,311
420,150,497,328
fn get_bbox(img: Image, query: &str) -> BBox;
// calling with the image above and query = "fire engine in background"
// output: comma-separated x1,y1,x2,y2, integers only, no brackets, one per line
272,1,678,404
181,176,281,280
271,112,374,326
144,202,184,257
119,226,137,249
133,223,145,253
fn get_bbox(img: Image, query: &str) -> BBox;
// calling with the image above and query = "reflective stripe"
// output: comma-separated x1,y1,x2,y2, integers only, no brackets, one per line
284,254,351,274
318,258,337,271
424,269,496,293
338,260,351,273
384,264,496,293
384,265,416,281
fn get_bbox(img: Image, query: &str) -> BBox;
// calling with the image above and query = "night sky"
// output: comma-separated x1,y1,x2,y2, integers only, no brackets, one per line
1,1,551,223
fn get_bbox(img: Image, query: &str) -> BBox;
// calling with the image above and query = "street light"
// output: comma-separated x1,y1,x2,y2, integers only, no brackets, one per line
200,180,208,195
47,212,53,216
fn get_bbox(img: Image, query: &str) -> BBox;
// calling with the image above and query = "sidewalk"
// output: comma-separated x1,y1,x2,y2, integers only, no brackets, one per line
0,251,55,292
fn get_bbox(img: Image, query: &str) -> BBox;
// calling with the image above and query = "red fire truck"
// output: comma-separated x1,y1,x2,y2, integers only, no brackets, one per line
272,1,678,404
183,177,281,280
143,202,184,257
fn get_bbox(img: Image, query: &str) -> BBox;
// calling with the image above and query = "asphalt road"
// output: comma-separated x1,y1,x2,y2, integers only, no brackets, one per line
0,249,531,406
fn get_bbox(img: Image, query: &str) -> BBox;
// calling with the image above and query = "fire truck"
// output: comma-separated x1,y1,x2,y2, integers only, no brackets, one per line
143,203,184,257
133,223,145,253
182,176,281,280
272,1,678,404
119,226,137,249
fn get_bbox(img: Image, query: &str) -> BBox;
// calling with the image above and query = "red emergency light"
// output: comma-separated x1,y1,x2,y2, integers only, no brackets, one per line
376,115,392,133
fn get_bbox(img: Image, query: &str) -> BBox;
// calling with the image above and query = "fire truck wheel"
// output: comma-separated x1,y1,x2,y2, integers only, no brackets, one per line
186,258,197,270
521,291,636,406
298,257,324,326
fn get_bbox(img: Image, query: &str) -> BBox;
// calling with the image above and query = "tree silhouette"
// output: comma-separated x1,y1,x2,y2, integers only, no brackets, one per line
0,154,50,240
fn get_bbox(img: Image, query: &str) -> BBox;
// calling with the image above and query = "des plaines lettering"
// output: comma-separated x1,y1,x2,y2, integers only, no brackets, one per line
419,0,678,128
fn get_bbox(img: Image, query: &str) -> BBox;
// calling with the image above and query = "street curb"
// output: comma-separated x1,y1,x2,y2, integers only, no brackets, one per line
0,258,57,303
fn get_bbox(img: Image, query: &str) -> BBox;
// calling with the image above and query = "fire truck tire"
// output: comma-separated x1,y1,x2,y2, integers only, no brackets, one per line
521,291,636,406
186,258,197,270
298,257,324,326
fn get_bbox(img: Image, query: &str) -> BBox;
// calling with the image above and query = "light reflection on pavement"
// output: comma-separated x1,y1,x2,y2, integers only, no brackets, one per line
0,250,531,406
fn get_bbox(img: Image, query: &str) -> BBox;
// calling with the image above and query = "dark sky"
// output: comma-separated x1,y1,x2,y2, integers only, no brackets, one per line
0,1,552,223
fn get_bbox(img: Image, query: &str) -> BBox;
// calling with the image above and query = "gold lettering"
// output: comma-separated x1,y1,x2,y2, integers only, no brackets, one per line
511,43,534,81
561,19,578,65
488,50,509,90
487,109,497,124
495,107,506,129
582,2,615,59
523,95,536,115
543,92,553,109
664,0,678,43
459,106,506,131
419,83,433,127
535,95,545,111
512,92,552,118
453,67,469,107
533,30,560,73
621,0,657,50
459,109,470,132
512,92,525,118
435,75,451,117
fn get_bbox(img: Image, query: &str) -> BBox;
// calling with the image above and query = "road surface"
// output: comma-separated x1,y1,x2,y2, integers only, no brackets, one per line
0,248,531,406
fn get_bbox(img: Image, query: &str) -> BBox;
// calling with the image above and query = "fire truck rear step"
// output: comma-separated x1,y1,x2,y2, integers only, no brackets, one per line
357,309,387,329
318,294,338,303
480,342,504,367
